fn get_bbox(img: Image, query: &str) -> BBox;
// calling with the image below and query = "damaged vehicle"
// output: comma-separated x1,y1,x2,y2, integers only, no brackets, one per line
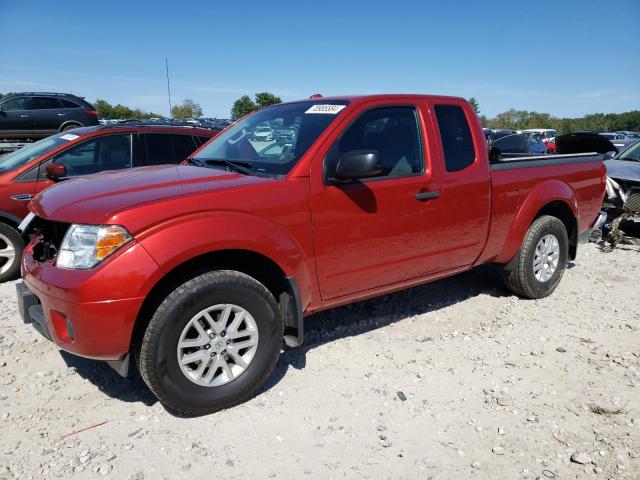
603,141,640,248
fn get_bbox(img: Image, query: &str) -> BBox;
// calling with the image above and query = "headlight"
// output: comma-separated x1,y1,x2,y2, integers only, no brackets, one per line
56,224,132,269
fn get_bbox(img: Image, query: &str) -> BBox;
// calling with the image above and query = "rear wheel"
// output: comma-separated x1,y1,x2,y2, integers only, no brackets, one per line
61,123,81,131
503,215,568,299
138,270,283,416
0,223,24,283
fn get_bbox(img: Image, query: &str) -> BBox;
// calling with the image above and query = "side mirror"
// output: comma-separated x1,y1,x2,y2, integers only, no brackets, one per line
604,151,617,160
332,150,382,183
45,163,68,182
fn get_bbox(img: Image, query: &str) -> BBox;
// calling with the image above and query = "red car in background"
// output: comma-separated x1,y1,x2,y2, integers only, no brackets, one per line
0,123,219,281
545,138,557,153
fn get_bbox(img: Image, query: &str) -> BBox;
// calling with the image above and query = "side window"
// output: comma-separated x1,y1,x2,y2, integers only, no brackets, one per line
434,105,476,172
1,97,28,111
173,134,198,162
144,133,174,165
60,99,81,109
54,134,132,176
29,97,62,110
198,135,212,146
325,106,423,181
492,134,526,152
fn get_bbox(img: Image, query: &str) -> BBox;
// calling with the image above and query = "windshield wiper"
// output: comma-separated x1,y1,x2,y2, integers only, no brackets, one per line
187,158,208,167
192,158,273,178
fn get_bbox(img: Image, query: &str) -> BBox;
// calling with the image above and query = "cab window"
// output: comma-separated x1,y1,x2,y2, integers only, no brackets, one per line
434,104,476,172
325,106,423,181
53,134,132,176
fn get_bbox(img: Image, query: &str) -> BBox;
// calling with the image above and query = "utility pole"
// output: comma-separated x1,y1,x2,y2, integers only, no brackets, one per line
165,58,172,118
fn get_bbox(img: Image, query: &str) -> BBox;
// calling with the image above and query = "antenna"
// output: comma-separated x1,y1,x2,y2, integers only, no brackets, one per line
165,57,172,119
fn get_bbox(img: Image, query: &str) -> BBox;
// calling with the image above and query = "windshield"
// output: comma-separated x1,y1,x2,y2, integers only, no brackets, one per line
0,132,82,173
618,141,640,161
192,100,350,176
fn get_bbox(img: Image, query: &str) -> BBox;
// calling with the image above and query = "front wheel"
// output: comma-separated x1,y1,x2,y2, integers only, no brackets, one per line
503,215,568,299
138,270,283,416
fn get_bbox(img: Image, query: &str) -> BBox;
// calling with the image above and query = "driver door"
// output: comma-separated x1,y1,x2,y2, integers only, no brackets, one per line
310,103,444,300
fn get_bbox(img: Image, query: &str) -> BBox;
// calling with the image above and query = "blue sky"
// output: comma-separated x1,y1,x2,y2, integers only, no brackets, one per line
1,0,638,118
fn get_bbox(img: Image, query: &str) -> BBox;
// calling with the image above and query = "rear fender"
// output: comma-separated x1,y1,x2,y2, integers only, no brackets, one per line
497,180,577,263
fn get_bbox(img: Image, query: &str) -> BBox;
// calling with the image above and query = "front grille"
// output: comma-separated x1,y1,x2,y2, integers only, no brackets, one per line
626,188,640,212
27,217,70,262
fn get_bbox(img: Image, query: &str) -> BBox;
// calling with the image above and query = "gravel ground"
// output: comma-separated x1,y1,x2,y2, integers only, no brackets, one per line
0,243,638,480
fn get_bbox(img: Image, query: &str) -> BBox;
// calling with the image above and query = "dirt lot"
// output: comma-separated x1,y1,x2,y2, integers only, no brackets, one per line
0,243,638,480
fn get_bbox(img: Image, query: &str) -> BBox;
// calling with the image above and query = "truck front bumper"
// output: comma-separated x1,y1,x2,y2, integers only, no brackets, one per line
18,239,158,364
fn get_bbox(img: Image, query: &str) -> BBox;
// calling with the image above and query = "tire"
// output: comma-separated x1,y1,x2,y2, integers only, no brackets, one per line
502,215,568,299
138,270,283,416
0,223,24,283
62,123,81,131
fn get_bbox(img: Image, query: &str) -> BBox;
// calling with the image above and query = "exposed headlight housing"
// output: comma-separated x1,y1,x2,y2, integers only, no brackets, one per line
56,224,132,269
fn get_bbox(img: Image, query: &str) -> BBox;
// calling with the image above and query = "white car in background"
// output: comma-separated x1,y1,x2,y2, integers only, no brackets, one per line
252,125,275,141
518,129,558,143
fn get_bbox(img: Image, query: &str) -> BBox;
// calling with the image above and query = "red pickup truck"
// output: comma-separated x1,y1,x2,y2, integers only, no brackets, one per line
17,95,606,415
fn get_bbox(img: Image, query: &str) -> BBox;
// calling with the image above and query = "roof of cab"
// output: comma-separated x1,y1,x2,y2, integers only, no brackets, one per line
274,94,468,106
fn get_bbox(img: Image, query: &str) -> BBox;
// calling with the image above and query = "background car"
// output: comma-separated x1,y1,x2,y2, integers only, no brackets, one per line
0,92,100,140
488,132,546,162
275,126,296,145
0,122,219,282
252,125,274,141
599,132,639,152
485,129,517,143
519,128,558,142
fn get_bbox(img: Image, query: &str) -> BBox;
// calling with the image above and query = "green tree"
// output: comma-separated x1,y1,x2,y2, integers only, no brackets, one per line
94,99,114,118
230,92,282,119
468,97,480,114
231,95,257,120
171,99,203,119
255,92,282,109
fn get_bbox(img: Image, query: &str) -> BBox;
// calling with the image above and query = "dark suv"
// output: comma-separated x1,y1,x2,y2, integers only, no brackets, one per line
0,92,100,140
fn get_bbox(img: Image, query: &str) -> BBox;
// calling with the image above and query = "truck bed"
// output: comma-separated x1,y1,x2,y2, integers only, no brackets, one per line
478,152,605,265
492,152,603,170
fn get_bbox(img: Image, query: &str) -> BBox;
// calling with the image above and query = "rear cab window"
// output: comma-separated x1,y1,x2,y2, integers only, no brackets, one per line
433,104,476,172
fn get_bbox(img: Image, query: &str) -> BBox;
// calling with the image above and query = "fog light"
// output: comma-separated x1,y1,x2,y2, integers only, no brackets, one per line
50,310,74,343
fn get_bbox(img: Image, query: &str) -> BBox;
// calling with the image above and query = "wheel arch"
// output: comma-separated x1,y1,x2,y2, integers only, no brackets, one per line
0,211,22,229
131,248,304,355
58,121,83,131
499,179,578,263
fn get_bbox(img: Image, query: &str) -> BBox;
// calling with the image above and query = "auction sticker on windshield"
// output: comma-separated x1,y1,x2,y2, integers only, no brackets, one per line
305,104,346,114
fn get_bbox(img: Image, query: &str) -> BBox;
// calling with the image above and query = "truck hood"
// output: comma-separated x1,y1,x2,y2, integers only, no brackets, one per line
605,160,640,183
30,165,269,223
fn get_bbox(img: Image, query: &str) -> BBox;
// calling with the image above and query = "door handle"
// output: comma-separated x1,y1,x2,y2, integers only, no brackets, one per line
58,113,67,116
415,191,440,201
10,193,33,201
19,115,29,118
